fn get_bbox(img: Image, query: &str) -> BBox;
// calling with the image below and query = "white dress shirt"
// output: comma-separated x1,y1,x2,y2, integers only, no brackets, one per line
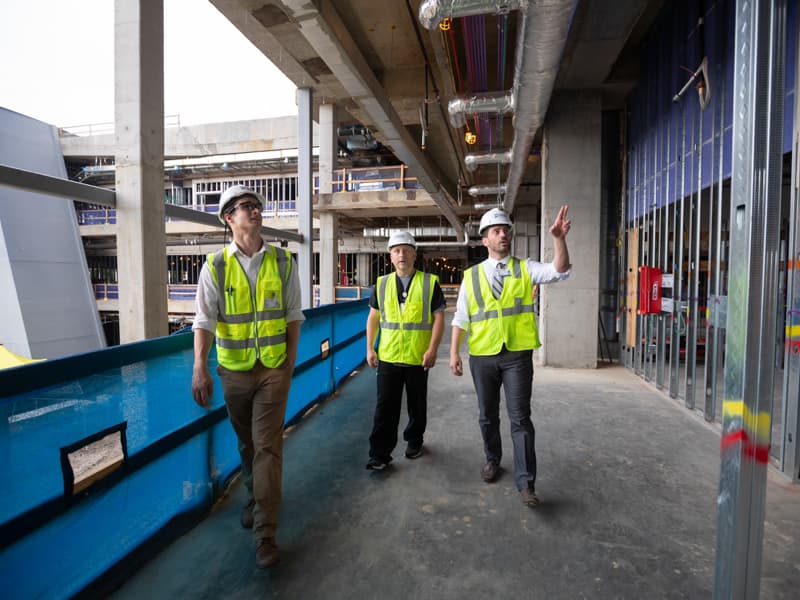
193,240,305,334
451,257,570,330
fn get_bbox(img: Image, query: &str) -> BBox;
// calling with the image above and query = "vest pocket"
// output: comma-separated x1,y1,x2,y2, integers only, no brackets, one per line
262,283,282,309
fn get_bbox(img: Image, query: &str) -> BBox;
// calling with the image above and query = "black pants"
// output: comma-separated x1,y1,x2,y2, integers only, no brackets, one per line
469,348,536,491
369,360,429,462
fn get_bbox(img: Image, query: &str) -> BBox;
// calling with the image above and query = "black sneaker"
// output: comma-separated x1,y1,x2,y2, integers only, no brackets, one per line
405,444,423,459
366,457,388,470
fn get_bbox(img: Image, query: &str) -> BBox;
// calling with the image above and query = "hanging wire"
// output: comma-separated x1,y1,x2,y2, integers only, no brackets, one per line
444,16,475,144
497,14,509,144
496,162,503,205
446,23,463,93
461,17,475,92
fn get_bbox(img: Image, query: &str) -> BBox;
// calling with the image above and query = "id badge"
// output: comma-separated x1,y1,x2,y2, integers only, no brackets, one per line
264,289,281,309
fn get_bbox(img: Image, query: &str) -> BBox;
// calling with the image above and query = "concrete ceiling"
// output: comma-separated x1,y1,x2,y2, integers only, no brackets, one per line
210,0,664,235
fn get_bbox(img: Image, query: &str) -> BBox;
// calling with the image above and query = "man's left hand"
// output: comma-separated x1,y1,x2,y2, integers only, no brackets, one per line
549,205,571,239
422,350,437,370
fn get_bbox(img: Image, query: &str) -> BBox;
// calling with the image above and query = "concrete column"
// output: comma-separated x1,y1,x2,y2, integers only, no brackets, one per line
319,104,338,193
319,213,339,306
540,92,601,368
114,0,167,342
297,88,314,308
318,104,339,305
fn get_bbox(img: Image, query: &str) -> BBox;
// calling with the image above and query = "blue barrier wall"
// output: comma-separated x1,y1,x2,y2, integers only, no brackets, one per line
0,299,368,599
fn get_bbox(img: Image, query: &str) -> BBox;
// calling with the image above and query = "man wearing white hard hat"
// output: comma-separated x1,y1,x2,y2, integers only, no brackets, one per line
365,231,446,470
191,185,304,568
450,206,571,507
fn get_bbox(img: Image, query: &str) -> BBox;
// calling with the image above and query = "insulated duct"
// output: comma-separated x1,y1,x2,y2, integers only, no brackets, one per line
418,0,523,30
468,183,507,197
420,0,578,213
503,0,578,212
338,125,379,151
346,137,378,151
448,92,514,128
464,150,512,171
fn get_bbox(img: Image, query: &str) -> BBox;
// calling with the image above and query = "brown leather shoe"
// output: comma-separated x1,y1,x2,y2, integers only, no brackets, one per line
240,499,255,529
520,487,540,507
256,537,279,568
481,461,499,483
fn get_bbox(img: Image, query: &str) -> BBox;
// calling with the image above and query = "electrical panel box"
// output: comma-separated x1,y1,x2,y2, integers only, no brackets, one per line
638,266,662,315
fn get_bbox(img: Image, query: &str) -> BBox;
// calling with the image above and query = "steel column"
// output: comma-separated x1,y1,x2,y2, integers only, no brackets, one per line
297,88,314,309
634,140,644,376
656,112,674,390
706,18,729,423
668,147,681,397
686,94,703,410
781,6,800,482
671,97,688,399
713,1,787,597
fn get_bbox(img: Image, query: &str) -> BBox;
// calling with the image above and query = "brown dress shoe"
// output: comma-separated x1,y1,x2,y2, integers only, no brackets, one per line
256,537,279,568
520,487,540,507
240,499,255,529
481,461,499,483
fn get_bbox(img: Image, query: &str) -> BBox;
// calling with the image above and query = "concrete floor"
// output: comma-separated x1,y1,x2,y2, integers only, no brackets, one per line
111,339,800,599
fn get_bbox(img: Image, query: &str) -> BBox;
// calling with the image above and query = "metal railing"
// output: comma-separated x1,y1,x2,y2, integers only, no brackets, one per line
60,115,181,137
325,165,420,193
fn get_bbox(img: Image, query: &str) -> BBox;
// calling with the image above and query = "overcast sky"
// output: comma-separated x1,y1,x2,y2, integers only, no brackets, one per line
0,0,298,128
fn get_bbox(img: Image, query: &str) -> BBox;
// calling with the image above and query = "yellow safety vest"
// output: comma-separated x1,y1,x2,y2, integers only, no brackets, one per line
207,245,291,370
464,257,540,355
376,271,438,365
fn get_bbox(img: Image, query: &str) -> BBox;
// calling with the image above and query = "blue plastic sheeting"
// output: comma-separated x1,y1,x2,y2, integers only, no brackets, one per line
625,0,796,221
0,299,368,598
0,346,217,524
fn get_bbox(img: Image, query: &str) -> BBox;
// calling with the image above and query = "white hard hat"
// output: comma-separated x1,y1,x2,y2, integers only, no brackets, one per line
218,185,264,224
387,231,417,250
478,207,513,236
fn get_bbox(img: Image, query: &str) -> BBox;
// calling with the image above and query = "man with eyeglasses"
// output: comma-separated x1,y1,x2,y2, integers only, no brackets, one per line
191,185,304,568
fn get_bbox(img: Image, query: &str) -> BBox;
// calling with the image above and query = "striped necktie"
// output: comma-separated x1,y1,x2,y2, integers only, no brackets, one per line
491,262,506,299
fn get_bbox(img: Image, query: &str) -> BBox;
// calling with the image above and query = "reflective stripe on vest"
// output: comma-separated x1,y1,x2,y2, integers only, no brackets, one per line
465,257,540,355
376,271,437,364
209,246,290,370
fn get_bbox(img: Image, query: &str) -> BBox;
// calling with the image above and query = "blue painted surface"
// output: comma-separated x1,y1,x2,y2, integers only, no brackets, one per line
625,0,796,221
0,299,369,599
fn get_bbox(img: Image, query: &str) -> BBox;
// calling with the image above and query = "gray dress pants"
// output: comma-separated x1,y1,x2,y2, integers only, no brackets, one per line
469,348,536,491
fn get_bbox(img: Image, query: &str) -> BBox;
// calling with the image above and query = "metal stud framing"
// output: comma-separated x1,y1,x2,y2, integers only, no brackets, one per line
713,0,787,597
783,6,800,483
622,0,800,481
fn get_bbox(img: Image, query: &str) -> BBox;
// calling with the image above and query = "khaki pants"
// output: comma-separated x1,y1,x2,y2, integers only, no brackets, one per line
217,360,292,539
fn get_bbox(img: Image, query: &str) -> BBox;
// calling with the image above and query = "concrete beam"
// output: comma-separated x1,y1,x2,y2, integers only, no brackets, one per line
60,116,316,158
210,0,342,96
315,190,443,217
278,0,464,240
380,67,427,103
0,164,116,206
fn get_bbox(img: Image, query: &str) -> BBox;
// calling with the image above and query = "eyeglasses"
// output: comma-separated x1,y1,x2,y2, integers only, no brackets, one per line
230,201,262,214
